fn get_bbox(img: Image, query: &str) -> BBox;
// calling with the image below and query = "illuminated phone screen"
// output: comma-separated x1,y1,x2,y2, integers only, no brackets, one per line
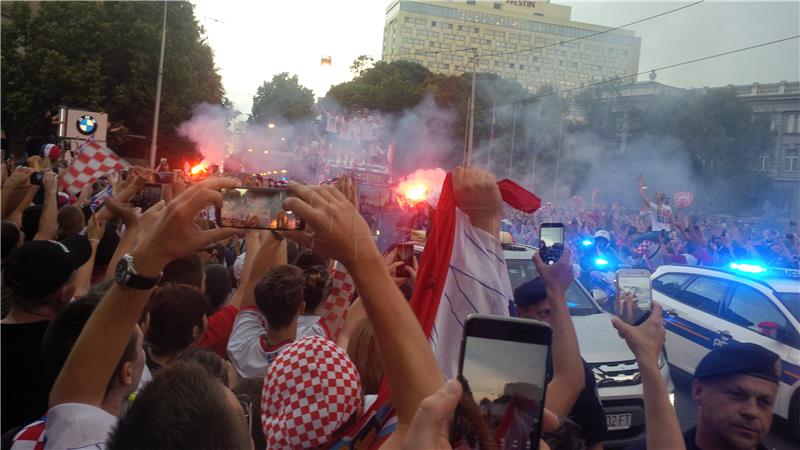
540,226,564,248
454,336,549,450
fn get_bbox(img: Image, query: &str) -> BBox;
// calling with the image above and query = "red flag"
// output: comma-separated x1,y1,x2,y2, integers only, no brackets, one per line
498,178,541,214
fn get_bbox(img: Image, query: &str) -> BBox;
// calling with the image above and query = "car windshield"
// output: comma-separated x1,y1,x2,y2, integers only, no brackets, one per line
777,292,800,322
506,259,600,316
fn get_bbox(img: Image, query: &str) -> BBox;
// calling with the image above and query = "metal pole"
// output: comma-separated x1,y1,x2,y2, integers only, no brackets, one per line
552,110,564,202
149,2,168,168
465,48,477,168
508,103,517,178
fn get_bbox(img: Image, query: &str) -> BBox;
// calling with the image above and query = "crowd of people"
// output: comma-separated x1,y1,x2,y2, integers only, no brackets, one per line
0,154,787,450
503,177,799,273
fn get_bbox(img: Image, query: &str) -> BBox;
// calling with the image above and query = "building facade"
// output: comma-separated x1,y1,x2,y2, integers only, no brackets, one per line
382,0,641,92
730,81,800,217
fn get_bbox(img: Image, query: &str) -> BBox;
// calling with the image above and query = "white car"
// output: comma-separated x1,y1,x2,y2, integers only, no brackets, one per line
436,240,674,447
652,264,800,438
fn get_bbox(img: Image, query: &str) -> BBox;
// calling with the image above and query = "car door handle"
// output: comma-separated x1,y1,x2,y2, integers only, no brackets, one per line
664,308,678,318
716,330,732,338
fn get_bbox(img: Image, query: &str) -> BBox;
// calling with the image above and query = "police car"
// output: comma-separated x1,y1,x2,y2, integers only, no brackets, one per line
651,263,800,437
412,234,676,447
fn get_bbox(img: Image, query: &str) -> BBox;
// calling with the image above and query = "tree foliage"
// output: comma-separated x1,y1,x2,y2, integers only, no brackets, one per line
250,73,314,124
1,1,225,161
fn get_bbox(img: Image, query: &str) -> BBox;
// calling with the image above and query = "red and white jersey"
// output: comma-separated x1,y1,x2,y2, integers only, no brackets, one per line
43,403,116,450
10,418,46,450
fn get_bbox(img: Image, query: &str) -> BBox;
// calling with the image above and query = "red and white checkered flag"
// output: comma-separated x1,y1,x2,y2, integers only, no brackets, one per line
317,261,355,339
60,139,130,194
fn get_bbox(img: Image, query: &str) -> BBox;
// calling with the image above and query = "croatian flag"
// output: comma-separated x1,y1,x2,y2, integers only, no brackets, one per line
408,174,519,377
60,138,129,194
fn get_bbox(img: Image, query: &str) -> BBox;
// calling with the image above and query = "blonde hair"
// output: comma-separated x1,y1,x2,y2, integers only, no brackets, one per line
346,319,383,395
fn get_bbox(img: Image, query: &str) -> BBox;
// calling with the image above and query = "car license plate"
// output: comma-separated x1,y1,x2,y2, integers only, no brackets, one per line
606,413,632,430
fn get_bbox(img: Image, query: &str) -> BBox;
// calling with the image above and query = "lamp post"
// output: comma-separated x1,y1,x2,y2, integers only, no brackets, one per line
149,1,168,168
464,48,477,168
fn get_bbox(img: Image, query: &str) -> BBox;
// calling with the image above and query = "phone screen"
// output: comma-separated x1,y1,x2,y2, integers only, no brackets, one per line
540,226,563,248
454,318,551,450
617,272,652,325
138,183,163,211
217,188,303,230
539,223,564,265
154,172,175,184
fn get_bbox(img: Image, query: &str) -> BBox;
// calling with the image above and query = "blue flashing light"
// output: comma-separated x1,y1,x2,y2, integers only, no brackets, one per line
581,239,593,247
595,258,609,267
729,262,768,275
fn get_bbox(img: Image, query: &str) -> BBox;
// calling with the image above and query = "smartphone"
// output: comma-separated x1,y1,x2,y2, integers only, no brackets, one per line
539,223,564,265
30,172,44,186
137,183,163,211
154,171,175,184
616,269,653,326
215,187,304,230
395,243,414,278
453,315,552,450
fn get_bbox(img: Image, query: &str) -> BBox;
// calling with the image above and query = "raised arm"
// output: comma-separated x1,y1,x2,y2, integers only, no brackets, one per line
638,176,651,208
95,168,153,223
452,166,502,238
1,166,34,219
612,303,684,450
284,183,443,437
533,248,585,416
49,177,238,408
33,172,59,240
73,215,104,298
238,231,287,310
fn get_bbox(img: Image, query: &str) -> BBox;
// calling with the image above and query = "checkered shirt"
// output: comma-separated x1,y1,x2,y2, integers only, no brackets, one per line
60,139,129,194
262,336,362,449
10,418,46,450
317,261,355,339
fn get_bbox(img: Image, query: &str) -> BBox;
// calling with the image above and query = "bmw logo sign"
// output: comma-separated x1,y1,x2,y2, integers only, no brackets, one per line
77,115,98,136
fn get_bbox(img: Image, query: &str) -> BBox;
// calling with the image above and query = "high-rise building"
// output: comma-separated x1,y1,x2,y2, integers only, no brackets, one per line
382,0,641,92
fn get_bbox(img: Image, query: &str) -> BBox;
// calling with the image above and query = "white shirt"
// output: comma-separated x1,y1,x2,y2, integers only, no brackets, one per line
44,403,116,450
227,308,328,378
649,202,672,232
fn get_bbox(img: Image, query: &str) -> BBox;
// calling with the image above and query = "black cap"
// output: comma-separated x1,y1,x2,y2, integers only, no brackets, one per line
513,277,548,308
4,235,92,298
695,342,781,384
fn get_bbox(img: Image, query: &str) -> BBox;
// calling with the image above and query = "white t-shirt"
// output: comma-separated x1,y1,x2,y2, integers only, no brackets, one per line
43,403,116,450
227,308,328,378
649,202,672,232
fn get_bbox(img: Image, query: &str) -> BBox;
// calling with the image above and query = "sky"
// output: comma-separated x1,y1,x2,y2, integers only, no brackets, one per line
191,0,800,117
462,336,549,400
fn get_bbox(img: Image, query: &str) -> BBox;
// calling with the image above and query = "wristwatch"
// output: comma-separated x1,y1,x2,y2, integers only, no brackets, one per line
114,253,161,289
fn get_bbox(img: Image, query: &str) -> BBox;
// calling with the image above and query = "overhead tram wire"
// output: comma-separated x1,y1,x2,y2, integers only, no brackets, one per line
375,0,705,61
481,0,705,60
478,34,800,111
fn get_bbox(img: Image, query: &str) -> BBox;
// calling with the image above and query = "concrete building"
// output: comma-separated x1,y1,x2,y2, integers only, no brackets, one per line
729,81,800,216
382,0,641,92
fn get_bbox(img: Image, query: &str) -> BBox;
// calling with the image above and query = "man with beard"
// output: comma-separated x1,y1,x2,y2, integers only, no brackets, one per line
628,342,780,450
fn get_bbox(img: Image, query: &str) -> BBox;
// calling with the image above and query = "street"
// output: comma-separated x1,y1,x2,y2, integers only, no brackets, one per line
670,370,798,450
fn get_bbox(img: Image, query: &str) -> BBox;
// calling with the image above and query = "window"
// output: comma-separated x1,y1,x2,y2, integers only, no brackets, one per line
786,113,799,133
431,20,437,27
653,273,692,296
723,285,797,346
674,276,730,315
467,0,475,4
758,154,770,171
785,148,799,171
519,64,525,70
494,2,501,9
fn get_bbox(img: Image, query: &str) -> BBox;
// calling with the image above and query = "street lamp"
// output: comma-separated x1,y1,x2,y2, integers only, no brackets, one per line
267,123,276,129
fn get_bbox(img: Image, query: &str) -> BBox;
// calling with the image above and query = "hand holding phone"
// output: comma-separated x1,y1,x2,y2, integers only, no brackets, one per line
616,269,652,326
453,315,552,450
29,171,44,186
539,223,564,265
394,243,415,278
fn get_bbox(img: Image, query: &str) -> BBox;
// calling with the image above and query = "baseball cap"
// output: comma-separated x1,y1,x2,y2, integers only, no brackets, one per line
4,235,92,298
262,336,362,449
514,277,548,308
695,342,781,384
594,230,611,241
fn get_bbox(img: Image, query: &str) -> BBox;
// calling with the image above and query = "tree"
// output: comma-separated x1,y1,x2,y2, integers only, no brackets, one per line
1,1,225,162
349,55,375,77
250,73,314,124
